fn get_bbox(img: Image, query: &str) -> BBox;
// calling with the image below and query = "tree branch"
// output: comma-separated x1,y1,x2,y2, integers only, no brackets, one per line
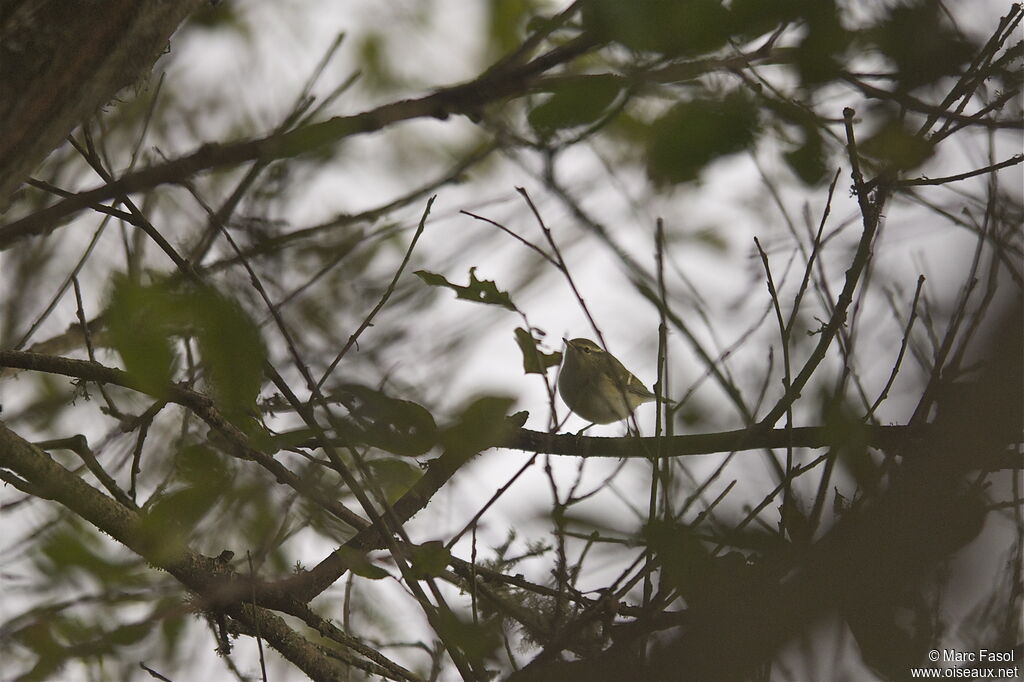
0,421,377,682
0,34,601,250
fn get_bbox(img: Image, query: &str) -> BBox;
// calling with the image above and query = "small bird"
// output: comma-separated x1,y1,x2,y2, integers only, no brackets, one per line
558,337,662,424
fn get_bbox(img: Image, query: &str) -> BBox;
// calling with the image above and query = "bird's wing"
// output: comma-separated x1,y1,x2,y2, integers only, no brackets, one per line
625,372,656,399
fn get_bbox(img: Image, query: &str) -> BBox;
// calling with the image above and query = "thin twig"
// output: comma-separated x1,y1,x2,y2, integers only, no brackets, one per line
317,196,435,390
753,237,795,539
460,209,556,265
247,551,269,682
34,436,135,509
890,154,1023,188
864,275,926,420
71,276,120,416
784,168,841,338
446,454,539,550
13,219,111,351
0,34,601,250
755,108,888,430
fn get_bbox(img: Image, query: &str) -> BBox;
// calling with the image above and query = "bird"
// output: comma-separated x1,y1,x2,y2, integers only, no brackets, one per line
558,337,664,424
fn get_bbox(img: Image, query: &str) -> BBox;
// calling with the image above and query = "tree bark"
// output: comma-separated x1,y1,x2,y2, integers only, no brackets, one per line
0,0,205,211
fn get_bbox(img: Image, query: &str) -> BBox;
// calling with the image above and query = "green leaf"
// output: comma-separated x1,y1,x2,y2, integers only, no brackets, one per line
514,327,562,375
357,33,399,92
187,285,267,418
159,598,188,651
528,75,622,135
439,396,517,460
338,546,389,580
139,480,222,564
646,93,759,184
176,444,232,493
143,485,219,534
107,621,152,646
15,621,62,660
860,121,934,170
366,458,422,503
106,276,178,396
106,277,266,417
269,427,318,450
408,540,451,579
273,117,366,159
39,528,131,584
436,610,503,664
414,267,518,312
690,227,730,253
584,0,734,56
487,0,536,55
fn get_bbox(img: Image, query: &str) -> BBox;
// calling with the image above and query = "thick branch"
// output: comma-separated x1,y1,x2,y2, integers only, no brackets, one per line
0,349,368,531
507,426,1020,469
0,0,207,210
0,421,362,682
0,34,600,248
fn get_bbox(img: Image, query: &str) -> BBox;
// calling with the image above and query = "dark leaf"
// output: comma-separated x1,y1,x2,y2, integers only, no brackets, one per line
847,585,936,681
176,444,231,493
140,481,222,563
187,285,267,419
408,540,451,579
15,621,62,663
268,427,318,450
860,121,934,170
514,327,562,375
506,410,529,429
160,598,188,651
868,1,976,90
730,0,805,40
187,1,245,32
794,1,849,87
107,622,152,646
338,546,390,580
783,127,830,184
415,267,518,312
366,458,422,503
106,276,178,397
436,610,503,664
341,384,437,456
645,521,713,601
646,93,759,184
823,399,879,494
763,97,819,128
488,0,536,55
584,0,734,56
780,496,811,545
439,395,516,460
39,528,132,584
528,75,622,135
